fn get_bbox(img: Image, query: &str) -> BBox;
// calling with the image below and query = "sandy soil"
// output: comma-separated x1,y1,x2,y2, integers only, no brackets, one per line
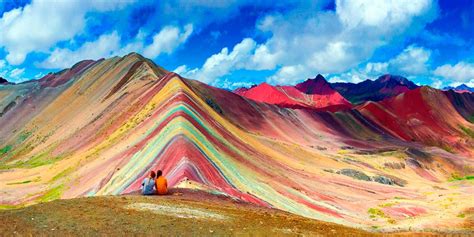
0,189,468,236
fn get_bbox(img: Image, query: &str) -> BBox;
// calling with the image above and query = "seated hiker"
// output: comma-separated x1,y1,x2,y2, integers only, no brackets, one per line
155,170,168,195
141,171,156,195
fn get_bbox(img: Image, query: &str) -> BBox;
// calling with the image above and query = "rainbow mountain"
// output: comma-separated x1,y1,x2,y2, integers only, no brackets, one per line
0,53,473,231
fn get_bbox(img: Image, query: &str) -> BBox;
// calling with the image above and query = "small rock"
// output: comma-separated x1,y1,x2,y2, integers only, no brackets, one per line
373,175,394,185
337,169,371,181
316,146,327,151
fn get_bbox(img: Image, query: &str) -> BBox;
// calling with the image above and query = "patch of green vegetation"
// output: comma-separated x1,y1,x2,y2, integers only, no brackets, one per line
6,180,31,185
393,196,406,200
459,125,474,138
449,173,474,181
0,204,23,210
368,208,386,219
6,176,40,185
337,149,350,155
38,185,64,203
457,213,466,218
440,144,454,153
50,167,74,182
377,151,408,160
467,114,474,123
379,202,397,208
371,226,379,230
1,150,64,169
368,207,397,224
0,145,13,155
18,131,32,142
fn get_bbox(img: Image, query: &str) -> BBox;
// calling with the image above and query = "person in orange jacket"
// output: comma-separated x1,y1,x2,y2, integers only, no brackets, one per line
155,170,168,195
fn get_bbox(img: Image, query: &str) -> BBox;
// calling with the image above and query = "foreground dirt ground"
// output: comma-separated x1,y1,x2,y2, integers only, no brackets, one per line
0,189,470,236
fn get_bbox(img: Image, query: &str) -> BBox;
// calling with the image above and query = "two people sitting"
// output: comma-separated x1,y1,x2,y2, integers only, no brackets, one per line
141,170,168,195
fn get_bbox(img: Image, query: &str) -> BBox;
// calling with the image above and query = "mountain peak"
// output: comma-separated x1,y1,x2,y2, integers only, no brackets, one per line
443,84,473,92
376,74,417,88
315,74,326,80
295,74,333,95
123,52,146,61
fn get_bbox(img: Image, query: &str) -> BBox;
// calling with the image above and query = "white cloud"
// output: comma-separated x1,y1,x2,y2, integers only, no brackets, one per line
259,0,436,84
447,80,474,88
328,76,345,83
387,45,431,75
37,24,193,69
323,44,431,85
176,38,257,83
434,62,474,83
143,24,193,58
34,72,45,79
37,32,121,69
329,70,369,84
173,65,189,75
183,0,437,85
213,78,254,90
364,62,388,75
9,68,25,79
431,79,442,89
0,60,6,69
267,65,312,85
0,0,134,65
336,0,434,30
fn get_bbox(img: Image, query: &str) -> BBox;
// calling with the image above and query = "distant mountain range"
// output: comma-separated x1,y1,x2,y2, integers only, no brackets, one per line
234,74,351,111
331,74,419,104
235,74,422,108
443,84,474,93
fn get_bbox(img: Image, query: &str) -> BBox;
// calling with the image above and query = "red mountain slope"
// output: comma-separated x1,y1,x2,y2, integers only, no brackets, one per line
357,86,473,154
235,75,351,111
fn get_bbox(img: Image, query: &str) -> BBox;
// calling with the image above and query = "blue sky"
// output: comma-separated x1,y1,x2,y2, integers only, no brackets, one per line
0,0,473,89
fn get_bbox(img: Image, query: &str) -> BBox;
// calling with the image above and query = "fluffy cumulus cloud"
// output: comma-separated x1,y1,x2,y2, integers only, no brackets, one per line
175,38,257,83
37,24,193,69
387,45,431,75
264,0,436,84
336,0,435,30
0,0,135,65
434,62,474,83
326,44,431,83
143,24,193,58
0,60,27,82
179,0,437,85
267,65,312,85
37,32,121,69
